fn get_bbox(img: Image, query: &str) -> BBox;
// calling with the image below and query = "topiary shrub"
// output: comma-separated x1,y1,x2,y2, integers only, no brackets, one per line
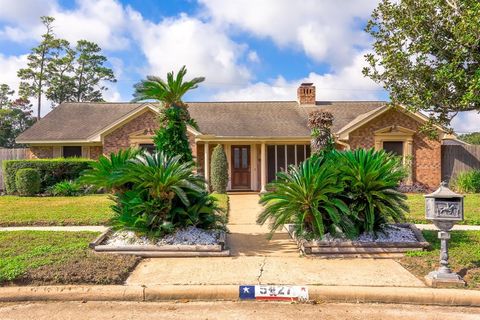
210,144,228,194
15,168,40,196
3,158,94,194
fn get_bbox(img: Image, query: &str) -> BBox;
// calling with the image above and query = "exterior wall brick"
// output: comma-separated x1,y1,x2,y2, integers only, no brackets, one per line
348,109,441,189
102,110,198,160
103,111,159,155
29,146,54,159
89,146,103,160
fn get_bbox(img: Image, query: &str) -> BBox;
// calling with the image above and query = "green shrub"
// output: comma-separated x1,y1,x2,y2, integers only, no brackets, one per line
48,180,81,196
210,144,228,193
258,154,355,240
451,170,480,193
83,151,221,236
258,148,409,240
3,158,94,194
79,148,142,192
15,168,40,196
332,148,408,234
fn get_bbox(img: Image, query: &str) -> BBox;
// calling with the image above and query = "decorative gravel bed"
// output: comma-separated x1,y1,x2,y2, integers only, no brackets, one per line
286,223,429,258
104,227,222,246
320,225,418,243
90,226,229,257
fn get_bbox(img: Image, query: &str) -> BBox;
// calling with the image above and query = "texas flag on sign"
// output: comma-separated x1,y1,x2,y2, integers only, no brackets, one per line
239,285,309,301
239,285,256,300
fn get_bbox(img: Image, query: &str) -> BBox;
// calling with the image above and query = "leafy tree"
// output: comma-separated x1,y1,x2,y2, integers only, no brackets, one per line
459,132,480,145
71,40,116,102
133,66,205,162
45,46,76,105
17,16,68,119
364,0,480,133
0,84,14,109
210,144,228,193
0,84,35,147
46,40,116,104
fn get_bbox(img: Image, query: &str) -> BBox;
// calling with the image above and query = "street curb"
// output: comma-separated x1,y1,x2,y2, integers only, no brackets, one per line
1,285,480,307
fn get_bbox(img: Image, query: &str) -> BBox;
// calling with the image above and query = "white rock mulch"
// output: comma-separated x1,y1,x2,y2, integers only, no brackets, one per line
103,226,222,246
320,224,418,243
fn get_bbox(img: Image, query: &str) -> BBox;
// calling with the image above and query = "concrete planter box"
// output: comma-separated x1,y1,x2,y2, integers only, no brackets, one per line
89,228,230,257
285,223,429,258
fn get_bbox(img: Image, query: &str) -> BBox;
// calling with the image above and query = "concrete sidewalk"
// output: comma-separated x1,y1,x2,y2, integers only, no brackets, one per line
126,194,425,288
126,256,424,287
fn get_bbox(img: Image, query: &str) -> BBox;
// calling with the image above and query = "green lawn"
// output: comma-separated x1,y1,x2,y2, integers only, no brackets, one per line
212,192,229,223
0,195,114,226
405,193,480,225
0,231,139,285
399,230,480,289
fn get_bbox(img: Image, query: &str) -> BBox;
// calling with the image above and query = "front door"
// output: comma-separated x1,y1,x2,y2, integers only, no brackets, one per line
231,145,251,190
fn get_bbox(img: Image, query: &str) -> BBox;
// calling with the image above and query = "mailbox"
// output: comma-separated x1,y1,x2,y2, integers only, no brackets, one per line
424,182,465,287
425,182,464,227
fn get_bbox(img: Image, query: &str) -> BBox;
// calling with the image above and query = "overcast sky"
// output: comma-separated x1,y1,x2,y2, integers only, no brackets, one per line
0,0,478,132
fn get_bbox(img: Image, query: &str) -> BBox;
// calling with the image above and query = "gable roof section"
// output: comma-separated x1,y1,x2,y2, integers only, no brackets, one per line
17,100,387,143
16,102,147,143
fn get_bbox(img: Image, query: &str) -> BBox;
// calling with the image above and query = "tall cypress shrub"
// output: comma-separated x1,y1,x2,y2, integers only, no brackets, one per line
210,144,228,194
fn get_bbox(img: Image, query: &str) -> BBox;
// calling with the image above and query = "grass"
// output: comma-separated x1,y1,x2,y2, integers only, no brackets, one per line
399,230,480,289
405,193,480,225
0,193,228,227
0,194,114,226
212,192,229,220
0,231,139,285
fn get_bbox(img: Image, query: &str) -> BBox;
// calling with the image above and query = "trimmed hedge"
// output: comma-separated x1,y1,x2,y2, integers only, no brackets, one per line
3,158,94,194
15,168,41,196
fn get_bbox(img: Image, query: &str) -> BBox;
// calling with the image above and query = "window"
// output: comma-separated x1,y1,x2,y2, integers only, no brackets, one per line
63,146,82,158
383,141,404,157
139,144,156,154
267,144,311,182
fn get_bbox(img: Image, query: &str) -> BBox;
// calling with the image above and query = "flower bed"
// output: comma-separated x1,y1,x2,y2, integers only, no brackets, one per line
90,227,229,257
285,223,429,258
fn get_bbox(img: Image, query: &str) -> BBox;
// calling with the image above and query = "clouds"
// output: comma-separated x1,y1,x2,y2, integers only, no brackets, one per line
1,0,476,131
0,54,29,95
128,11,252,86
214,51,384,101
199,0,378,67
0,0,130,50
451,112,480,133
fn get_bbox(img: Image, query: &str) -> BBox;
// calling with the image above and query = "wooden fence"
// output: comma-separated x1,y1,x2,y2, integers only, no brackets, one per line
442,145,480,182
0,148,29,190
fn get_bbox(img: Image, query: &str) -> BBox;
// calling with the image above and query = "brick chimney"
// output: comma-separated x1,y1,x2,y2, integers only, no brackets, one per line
297,83,316,105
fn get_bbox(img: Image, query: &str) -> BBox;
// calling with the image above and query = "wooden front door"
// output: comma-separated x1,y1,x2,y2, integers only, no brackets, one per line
231,145,251,190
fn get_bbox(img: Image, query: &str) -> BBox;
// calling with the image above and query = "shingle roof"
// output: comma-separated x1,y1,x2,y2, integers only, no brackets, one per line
17,101,386,142
17,103,146,142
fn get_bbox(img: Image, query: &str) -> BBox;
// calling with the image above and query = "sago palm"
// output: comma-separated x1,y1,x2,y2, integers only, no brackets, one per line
79,147,142,192
257,155,354,240
133,65,205,108
333,148,409,233
132,66,204,162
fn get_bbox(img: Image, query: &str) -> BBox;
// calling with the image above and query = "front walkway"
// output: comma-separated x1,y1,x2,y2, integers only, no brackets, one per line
226,194,298,257
126,194,424,288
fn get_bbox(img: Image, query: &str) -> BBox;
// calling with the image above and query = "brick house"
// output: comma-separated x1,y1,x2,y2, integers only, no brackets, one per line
17,83,457,191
